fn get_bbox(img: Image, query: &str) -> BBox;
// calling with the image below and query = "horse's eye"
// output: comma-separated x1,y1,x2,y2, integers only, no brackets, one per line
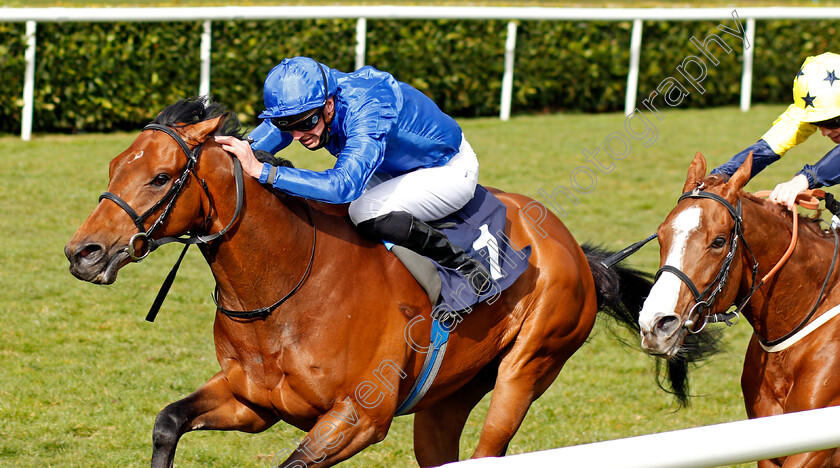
151,174,170,187
711,236,727,249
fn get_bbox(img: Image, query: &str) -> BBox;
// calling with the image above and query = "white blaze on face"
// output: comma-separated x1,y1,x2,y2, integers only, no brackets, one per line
640,206,703,328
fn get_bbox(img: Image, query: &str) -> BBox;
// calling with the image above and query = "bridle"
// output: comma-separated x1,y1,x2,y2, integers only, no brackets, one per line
98,122,315,322
658,187,839,345
655,188,759,334
99,123,242,260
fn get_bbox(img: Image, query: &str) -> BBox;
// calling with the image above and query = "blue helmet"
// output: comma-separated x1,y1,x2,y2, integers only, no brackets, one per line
258,57,337,120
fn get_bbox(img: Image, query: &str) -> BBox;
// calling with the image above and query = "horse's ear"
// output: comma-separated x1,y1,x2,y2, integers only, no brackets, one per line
681,152,707,193
180,115,225,145
722,151,753,199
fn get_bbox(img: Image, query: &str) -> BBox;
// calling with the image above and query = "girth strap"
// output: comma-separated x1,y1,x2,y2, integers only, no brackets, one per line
395,319,451,416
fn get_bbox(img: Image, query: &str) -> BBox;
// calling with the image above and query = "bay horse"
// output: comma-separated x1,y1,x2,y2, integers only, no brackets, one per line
639,152,840,467
65,99,655,467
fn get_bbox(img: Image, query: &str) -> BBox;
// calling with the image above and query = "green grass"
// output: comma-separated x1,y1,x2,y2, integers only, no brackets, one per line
1,104,836,467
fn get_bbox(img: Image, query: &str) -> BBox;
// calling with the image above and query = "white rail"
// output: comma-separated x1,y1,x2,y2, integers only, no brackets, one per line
21,20,36,142
500,21,517,122
355,17,367,72
442,405,840,468
624,18,643,116
199,19,211,99
8,6,840,139
740,17,756,112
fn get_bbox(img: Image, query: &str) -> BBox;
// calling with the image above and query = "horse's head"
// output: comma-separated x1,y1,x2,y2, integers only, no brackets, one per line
65,99,236,284
639,151,752,358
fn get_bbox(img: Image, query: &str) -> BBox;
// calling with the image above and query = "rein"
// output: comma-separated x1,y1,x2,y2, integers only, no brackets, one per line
211,203,316,320
750,190,824,285
749,190,840,348
98,123,316,322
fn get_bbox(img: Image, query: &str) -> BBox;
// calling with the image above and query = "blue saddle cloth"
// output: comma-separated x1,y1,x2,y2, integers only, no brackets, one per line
387,186,532,415
388,186,531,317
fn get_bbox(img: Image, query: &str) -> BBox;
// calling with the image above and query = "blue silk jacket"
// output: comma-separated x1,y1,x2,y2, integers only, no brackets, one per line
248,65,463,204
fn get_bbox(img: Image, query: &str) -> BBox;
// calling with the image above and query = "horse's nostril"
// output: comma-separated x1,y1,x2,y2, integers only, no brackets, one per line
72,243,104,264
656,315,679,332
78,244,101,259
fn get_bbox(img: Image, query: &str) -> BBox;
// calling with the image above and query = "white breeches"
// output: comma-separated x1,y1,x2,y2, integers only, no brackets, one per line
348,135,479,224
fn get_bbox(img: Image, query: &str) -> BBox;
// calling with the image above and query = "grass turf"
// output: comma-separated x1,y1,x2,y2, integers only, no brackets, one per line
0,103,836,467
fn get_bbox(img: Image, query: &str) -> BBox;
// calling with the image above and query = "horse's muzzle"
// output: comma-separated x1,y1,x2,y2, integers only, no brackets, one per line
639,312,685,358
65,240,129,285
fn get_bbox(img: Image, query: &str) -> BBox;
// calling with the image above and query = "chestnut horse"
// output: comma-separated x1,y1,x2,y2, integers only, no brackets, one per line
639,152,840,467
65,99,653,467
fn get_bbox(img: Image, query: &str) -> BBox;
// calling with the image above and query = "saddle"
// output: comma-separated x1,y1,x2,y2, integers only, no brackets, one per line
386,185,531,318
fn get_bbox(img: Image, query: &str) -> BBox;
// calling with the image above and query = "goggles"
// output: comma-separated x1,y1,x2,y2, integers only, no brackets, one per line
271,107,324,132
813,115,840,129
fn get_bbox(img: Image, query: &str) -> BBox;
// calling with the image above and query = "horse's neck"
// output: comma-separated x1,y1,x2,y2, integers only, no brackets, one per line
198,151,336,314
739,196,837,333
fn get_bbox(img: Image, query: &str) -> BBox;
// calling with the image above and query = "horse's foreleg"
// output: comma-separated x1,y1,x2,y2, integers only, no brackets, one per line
272,396,390,467
748,339,840,468
151,371,278,468
412,367,495,467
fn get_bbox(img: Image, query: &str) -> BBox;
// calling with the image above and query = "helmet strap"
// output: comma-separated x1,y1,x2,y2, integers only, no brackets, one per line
306,98,334,151
305,62,333,152
308,125,331,151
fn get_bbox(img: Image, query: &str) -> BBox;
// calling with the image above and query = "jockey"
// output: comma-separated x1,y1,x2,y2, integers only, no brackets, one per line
215,57,490,294
712,52,840,209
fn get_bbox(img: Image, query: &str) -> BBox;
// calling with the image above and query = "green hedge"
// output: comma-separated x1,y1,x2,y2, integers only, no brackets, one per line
0,18,837,134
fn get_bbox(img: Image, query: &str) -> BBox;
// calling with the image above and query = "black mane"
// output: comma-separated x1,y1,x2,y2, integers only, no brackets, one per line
152,97,294,168
152,96,245,139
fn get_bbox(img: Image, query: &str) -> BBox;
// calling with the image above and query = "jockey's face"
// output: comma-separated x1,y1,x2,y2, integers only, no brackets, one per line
814,113,840,144
291,98,335,150
819,125,840,144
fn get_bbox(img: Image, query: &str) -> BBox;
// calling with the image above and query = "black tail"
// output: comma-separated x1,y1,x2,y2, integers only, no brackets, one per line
583,243,650,334
582,243,719,407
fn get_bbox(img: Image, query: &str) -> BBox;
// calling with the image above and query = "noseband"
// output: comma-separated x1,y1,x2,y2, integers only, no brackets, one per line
655,188,758,334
